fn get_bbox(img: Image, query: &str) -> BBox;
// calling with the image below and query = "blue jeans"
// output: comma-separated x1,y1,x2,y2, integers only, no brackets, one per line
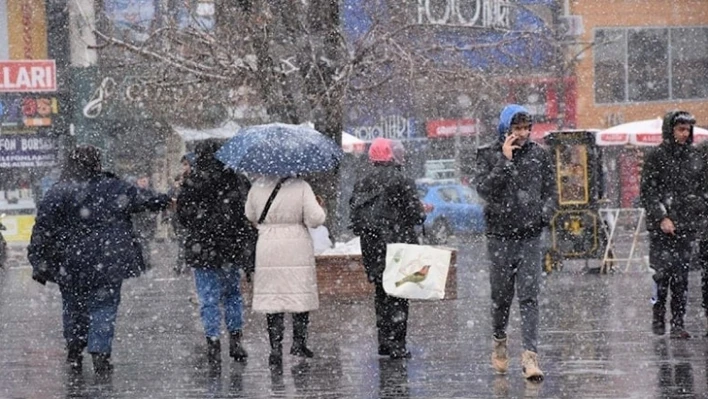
60,282,122,354
193,266,244,338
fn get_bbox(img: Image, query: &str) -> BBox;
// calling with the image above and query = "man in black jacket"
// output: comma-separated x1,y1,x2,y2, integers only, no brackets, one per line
641,110,708,339
177,140,255,364
476,104,556,381
350,138,425,359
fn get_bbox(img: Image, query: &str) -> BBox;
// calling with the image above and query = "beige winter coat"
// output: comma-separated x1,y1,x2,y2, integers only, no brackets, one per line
245,177,326,313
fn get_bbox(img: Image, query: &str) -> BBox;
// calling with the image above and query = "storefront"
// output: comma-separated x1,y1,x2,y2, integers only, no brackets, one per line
0,1,67,242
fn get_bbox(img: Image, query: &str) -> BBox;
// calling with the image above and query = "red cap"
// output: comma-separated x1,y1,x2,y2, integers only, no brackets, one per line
368,138,393,162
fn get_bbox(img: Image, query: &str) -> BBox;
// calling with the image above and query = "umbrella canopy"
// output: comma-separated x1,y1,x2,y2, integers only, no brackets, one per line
596,118,708,146
342,132,366,154
215,123,343,176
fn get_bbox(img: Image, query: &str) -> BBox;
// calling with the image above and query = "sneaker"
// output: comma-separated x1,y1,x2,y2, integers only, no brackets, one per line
521,350,544,381
491,337,509,374
669,328,691,340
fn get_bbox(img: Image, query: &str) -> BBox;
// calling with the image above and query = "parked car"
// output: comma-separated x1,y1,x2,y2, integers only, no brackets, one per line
416,180,485,244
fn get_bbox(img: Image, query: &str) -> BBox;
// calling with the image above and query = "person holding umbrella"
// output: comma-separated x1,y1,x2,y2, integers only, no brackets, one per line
215,123,340,367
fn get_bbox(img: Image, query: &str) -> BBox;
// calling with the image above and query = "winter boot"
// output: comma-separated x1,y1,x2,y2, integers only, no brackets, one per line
91,353,113,376
267,313,284,367
67,342,84,373
491,336,509,374
206,337,221,365
290,312,314,358
669,326,692,340
521,350,544,381
229,331,248,362
652,306,666,336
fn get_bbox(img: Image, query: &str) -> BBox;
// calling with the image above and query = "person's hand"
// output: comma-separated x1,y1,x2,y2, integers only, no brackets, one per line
32,269,48,285
169,198,177,212
502,133,521,160
660,218,676,235
316,195,325,207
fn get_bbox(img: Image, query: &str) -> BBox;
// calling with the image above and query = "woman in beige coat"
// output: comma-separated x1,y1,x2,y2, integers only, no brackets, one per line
245,176,326,366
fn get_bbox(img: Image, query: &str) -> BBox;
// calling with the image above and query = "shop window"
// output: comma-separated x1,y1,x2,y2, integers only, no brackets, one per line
627,28,668,102
594,26,708,104
671,28,708,100
594,29,626,104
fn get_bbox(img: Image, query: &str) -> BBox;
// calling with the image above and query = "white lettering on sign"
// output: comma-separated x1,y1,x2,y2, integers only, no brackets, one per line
20,137,56,151
352,115,414,141
417,0,512,28
0,60,57,92
0,138,17,151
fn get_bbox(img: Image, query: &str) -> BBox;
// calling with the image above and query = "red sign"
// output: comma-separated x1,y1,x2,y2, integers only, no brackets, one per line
426,119,479,138
0,60,57,92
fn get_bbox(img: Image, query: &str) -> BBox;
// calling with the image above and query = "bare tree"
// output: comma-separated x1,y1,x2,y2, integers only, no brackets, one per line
86,0,562,233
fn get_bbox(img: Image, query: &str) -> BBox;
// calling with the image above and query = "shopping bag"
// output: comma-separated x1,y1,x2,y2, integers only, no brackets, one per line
382,243,452,300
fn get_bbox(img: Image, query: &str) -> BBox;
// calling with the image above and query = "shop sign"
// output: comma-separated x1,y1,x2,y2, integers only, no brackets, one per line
0,94,60,130
0,60,57,93
416,0,512,28
350,115,417,141
426,118,479,138
0,135,58,168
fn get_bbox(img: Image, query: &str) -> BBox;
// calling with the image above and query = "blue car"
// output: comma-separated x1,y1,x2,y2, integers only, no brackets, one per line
416,180,486,244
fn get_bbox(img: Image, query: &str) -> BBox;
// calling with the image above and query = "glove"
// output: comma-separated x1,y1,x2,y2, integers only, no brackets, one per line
32,269,48,285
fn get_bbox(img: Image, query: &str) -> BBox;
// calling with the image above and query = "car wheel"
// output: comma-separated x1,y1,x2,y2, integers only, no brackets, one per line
428,219,450,245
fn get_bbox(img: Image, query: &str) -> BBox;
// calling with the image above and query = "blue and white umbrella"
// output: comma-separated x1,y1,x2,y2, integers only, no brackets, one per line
215,123,343,176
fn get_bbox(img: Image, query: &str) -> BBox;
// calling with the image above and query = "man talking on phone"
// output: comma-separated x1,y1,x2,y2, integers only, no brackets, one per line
475,104,557,381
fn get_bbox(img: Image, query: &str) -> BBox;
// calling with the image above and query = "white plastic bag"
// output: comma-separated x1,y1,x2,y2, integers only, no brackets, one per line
309,226,333,255
382,243,452,300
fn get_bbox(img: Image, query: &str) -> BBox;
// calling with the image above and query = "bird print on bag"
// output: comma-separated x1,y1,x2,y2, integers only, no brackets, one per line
395,265,431,287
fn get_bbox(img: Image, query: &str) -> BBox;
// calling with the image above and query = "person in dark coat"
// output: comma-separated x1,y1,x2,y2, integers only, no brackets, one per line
349,138,425,359
167,153,195,274
476,104,556,381
131,172,159,269
641,110,708,339
176,140,255,365
28,145,172,375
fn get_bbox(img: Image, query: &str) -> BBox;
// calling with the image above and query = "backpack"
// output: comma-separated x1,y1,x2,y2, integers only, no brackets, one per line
350,187,395,236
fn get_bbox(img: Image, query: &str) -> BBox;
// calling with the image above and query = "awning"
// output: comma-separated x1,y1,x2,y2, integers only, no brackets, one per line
172,121,241,142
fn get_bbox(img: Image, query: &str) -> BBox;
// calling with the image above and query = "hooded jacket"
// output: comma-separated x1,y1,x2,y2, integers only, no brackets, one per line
476,105,557,239
177,141,256,269
28,172,171,287
640,111,708,233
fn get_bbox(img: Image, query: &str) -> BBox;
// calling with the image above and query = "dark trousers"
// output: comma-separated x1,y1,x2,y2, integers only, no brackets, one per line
374,282,409,352
60,281,122,355
360,233,410,352
699,238,708,314
266,312,309,351
650,231,693,329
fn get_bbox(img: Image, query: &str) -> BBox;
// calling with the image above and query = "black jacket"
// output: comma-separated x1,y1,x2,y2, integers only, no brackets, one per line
640,111,708,234
177,160,256,269
350,163,425,281
28,172,170,287
476,141,557,239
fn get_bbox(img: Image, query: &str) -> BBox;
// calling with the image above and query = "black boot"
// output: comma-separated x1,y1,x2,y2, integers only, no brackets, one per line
290,312,314,358
206,337,221,365
229,330,248,362
267,313,284,367
91,353,112,376
652,306,666,336
67,342,84,373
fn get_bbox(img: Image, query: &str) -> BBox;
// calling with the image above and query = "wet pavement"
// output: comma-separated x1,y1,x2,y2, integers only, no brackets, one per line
1,237,708,398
